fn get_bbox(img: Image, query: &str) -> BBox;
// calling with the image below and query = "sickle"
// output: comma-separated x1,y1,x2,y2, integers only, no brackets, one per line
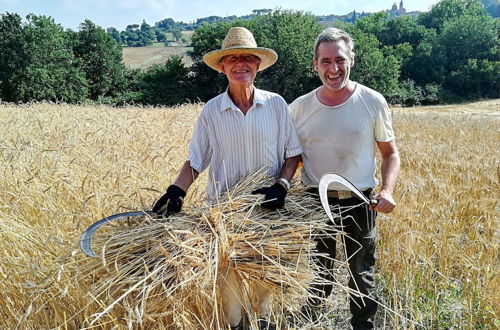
80,211,155,257
318,173,377,222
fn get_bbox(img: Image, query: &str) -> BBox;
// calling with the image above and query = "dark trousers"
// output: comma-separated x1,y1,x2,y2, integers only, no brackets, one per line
312,191,378,330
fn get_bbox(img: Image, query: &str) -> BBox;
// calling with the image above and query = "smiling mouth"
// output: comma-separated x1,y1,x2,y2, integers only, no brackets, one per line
234,70,249,74
327,74,341,79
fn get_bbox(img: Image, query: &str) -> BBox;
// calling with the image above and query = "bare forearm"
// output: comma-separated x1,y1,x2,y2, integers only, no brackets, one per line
279,155,301,181
173,160,199,192
380,152,400,194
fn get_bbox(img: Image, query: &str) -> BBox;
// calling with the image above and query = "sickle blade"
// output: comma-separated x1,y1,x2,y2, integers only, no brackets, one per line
80,211,155,257
318,173,370,222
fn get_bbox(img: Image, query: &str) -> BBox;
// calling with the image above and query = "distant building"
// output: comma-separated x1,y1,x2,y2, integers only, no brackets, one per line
252,9,272,16
388,0,407,17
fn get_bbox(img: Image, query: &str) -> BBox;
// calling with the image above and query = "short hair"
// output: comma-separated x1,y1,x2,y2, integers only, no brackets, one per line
314,28,355,59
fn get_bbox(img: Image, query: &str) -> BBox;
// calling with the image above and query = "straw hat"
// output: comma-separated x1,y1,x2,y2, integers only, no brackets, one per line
203,27,278,73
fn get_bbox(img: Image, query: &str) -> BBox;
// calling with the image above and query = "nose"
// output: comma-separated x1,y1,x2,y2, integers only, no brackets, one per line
329,61,339,71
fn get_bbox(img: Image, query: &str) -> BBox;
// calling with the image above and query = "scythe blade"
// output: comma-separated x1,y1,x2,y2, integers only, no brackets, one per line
318,173,374,222
80,211,155,257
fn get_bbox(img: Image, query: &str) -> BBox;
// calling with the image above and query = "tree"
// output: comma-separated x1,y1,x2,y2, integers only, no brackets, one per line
403,30,440,85
140,20,155,44
0,12,25,101
418,0,486,31
353,12,389,39
377,16,430,49
346,28,402,99
73,20,126,100
156,18,176,31
248,10,322,102
138,55,192,105
445,58,500,98
155,29,167,42
434,14,499,98
106,27,122,44
1,14,87,102
172,28,182,42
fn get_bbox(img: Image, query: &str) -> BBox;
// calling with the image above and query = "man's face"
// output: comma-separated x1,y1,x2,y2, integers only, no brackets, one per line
218,53,260,85
313,41,354,93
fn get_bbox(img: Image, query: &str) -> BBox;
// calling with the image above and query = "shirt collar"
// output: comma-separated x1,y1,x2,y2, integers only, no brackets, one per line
220,87,264,112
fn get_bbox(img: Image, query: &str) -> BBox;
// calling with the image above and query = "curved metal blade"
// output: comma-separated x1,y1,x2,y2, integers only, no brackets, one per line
80,211,155,257
318,173,370,222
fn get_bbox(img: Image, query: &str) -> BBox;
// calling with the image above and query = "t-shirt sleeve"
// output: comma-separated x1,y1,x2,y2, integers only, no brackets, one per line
188,110,212,173
281,100,302,158
374,98,395,142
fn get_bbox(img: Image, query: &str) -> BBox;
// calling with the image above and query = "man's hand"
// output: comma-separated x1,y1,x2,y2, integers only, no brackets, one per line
252,182,287,210
152,185,186,215
371,190,396,213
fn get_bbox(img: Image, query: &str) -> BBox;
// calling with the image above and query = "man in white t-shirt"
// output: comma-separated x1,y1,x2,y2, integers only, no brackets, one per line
153,27,301,330
289,27,400,329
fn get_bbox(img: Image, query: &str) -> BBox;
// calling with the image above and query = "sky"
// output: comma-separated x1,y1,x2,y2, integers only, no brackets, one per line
0,0,441,31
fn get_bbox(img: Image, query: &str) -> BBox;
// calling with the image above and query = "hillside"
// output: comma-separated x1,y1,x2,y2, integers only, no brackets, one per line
122,45,193,70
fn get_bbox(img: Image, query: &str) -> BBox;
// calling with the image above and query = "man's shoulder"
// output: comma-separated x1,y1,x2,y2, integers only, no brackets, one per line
289,89,317,111
355,83,387,105
201,92,227,115
255,88,286,104
205,92,225,107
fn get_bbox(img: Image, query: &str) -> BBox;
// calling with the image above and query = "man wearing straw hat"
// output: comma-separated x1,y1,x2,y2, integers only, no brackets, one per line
153,26,302,330
289,27,401,329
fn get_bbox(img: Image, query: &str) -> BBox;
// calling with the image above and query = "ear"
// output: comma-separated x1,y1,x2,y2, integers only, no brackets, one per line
218,61,226,74
350,56,355,67
313,57,319,72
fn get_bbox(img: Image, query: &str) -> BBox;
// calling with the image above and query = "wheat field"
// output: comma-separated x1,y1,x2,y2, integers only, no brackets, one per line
0,100,498,329
122,46,193,70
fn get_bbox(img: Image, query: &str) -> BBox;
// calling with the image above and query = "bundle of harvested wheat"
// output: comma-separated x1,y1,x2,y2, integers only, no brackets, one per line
37,172,343,329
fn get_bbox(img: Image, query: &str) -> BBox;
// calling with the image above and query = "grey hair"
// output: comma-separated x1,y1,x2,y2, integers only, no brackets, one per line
314,27,355,59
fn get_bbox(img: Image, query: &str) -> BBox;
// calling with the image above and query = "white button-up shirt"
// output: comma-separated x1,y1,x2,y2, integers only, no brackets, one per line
189,88,302,200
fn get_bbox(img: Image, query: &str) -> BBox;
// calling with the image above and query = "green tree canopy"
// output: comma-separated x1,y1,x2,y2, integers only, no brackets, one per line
248,9,322,102
138,55,192,105
73,20,126,100
0,14,87,102
0,12,25,101
434,14,500,97
347,28,402,99
418,0,486,31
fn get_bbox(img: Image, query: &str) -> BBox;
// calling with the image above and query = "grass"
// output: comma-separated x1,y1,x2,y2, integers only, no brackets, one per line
0,99,498,329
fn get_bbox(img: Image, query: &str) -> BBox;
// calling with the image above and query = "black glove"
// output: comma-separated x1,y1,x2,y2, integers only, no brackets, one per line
252,182,287,210
152,185,186,215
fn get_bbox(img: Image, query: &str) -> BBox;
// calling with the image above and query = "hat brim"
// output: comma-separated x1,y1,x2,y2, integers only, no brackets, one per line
203,47,278,73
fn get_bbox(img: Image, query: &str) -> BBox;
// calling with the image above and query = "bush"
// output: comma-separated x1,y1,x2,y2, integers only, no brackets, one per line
137,55,193,106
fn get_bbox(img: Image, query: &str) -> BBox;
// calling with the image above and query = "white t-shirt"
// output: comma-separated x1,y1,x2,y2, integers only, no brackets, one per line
189,88,302,200
289,83,395,191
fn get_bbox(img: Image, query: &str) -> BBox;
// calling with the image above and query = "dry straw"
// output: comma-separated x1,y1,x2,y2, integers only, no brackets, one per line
32,171,344,329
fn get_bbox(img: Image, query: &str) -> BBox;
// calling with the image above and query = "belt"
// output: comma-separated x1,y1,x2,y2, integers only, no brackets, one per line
308,188,370,200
